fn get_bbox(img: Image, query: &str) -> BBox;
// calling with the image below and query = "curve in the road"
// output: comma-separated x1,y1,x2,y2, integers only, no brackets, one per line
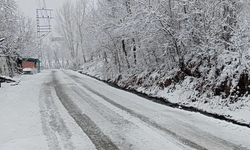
63,71,246,150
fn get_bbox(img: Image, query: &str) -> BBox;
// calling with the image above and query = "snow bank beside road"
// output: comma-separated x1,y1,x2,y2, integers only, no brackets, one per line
80,61,250,126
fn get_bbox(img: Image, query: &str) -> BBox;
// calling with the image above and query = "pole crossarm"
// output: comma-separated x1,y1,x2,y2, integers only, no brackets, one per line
36,6,53,67
36,8,53,39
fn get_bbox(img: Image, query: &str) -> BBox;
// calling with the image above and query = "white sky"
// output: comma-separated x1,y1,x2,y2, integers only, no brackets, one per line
16,0,97,37
16,0,64,19
15,0,67,38
16,0,97,19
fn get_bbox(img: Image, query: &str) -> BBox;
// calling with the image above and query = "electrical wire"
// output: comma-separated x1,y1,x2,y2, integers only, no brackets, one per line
35,0,52,38
42,0,51,27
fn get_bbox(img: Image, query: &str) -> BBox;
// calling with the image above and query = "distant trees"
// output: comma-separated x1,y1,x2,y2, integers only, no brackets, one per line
56,0,88,70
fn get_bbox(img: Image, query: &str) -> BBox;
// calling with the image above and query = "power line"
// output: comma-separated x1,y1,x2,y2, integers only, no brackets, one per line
36,0,53,38
36,8,53,38
42,0,50,25
42,0,47,8
35,0,39,6
35,0,45,28
35,0,53,67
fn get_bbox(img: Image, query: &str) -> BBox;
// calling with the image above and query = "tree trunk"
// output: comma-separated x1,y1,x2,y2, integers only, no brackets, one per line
132,38,137,65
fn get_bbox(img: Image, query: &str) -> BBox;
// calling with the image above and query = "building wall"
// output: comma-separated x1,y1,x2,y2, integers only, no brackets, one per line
22,61,36,69
0,57,9,76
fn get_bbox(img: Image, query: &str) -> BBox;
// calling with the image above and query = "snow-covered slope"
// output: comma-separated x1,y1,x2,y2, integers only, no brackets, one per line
80,60,250,126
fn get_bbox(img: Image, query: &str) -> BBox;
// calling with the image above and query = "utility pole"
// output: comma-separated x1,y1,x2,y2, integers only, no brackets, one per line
36,8,53,71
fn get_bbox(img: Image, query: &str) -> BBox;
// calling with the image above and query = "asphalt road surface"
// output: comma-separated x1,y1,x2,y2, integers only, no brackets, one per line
38,70,250,150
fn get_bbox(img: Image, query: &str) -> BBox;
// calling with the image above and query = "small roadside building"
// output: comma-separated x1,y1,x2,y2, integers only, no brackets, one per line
22,58,41,73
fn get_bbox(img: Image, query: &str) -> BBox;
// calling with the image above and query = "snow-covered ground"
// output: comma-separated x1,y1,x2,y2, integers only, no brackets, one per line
1,69,250,150
0,70,96,150
0,72,49,150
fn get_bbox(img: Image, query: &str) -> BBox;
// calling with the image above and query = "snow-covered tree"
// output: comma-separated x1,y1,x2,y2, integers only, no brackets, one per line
56,0,250,103
0,0,37,76
56,0,88,70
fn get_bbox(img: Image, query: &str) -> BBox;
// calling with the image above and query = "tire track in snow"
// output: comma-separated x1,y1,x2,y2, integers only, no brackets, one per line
69,84,194,150
65,73,205,150
39,75,75,150
64,71,247,150
54,72,192,149
51,71,119,150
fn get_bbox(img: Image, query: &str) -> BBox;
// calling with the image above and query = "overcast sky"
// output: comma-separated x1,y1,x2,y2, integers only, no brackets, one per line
15,0,67,37
16,0,97,32
16,0,65,19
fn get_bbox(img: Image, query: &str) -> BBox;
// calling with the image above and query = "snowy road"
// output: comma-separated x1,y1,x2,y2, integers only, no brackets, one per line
1,70,250,150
